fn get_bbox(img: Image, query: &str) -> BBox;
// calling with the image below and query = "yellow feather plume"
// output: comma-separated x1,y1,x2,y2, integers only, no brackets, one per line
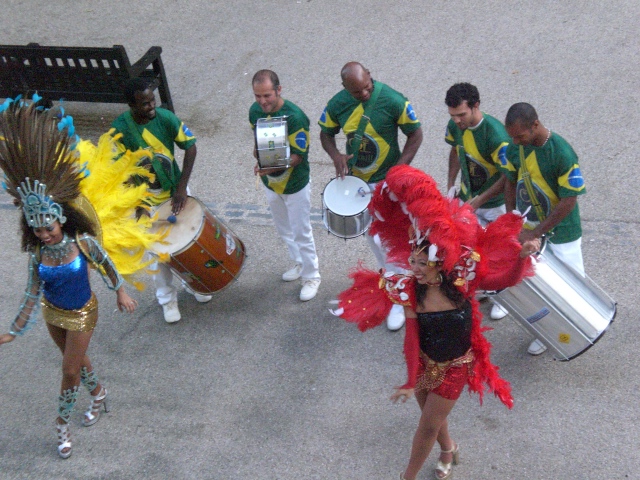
75,133,168,290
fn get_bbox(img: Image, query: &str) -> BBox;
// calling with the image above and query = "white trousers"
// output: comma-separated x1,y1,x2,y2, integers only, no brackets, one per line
152,186,192,306
475,204,507,227
154,262,177,305
548,237,585,276
366,182,405,275
263,183,320,280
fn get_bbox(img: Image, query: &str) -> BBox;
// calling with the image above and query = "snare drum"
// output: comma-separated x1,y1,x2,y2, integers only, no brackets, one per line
255,116,290,169
322,177,372,239
494,244,616,361
149,197,246,294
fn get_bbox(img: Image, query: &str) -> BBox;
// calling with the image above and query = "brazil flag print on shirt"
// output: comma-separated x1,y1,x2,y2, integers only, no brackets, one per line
318,80,421,183
111,107,196,161
500,132,586,244
249,99,310,195
444,113,509,208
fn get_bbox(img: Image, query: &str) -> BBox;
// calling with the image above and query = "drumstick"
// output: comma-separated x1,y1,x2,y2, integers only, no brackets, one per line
155,216,177,224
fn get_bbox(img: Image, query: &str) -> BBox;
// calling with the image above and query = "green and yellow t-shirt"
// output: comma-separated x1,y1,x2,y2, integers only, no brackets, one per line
318,80,421,183
249,99,310,195
111,108,196,204
112,107,196,160
500,132,586,244
445,113,509,208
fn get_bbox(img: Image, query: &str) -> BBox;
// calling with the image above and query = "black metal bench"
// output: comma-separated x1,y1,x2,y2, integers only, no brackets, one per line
0,43,174,112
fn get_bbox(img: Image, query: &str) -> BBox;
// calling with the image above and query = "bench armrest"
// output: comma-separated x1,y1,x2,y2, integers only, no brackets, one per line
129,46,163,77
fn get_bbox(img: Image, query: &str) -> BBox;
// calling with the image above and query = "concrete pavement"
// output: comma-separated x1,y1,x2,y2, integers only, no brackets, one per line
1,2,639,479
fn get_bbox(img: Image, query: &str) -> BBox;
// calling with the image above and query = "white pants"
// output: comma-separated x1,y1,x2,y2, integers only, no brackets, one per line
475,204,507,227
263,183,320,280
366,182,405,275
548,237,585,276
154,262,177,305
152,185,192,306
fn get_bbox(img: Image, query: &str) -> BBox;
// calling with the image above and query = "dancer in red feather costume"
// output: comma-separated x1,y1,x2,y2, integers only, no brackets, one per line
332,165,539,480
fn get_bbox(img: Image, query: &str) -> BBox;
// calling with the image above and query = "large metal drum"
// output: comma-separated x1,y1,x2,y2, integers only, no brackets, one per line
494,245,615,361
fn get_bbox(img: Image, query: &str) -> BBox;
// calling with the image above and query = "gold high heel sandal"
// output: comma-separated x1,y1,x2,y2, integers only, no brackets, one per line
435,443,459,480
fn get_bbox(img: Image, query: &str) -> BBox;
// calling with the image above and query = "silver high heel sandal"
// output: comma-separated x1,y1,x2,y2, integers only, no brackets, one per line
56,421,72,459
80,368,109,427
56,386,79,459
435,443,459,480
82,386,108,427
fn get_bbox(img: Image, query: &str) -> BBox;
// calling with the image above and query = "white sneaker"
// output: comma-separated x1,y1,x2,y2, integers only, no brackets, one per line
299,279,321,301
527,339,548,356
386,304,405,331
162,300,181,323
490,303,509,320
193,293,213,303
282,264,302,282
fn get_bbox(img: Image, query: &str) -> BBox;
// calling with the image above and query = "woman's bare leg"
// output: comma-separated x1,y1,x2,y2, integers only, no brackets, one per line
402,392,457,480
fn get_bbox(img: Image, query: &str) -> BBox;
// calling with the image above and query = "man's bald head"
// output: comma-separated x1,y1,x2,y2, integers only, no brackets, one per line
341,62,367,81
340,62,373,102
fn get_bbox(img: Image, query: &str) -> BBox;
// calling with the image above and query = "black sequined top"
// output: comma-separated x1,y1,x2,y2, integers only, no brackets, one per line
416,303,472,362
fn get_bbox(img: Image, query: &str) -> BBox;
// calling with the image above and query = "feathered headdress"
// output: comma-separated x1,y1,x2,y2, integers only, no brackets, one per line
369,165,483,291
0,98,81,227
0,97,167,288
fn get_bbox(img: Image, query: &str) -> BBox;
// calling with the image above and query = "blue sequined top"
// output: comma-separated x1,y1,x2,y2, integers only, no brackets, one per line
39,254,92,310
10,234,123,336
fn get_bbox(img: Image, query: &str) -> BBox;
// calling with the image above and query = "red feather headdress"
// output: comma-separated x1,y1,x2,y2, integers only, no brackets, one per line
334,165,535,408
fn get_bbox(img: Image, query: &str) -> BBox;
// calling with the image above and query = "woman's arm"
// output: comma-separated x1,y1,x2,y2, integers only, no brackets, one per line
79,234,137,314
391,309,420,402
78,234,123,291
0,254,43,344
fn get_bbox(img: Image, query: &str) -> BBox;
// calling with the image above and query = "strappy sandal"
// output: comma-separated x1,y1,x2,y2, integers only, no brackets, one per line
435,443,459,480
82,386,108,427
56,421,72,459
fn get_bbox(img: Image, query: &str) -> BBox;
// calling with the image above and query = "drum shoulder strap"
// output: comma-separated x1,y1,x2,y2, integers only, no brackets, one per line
150,157,182,195
519,146,547,223
348,82,382,171
456,145,472,196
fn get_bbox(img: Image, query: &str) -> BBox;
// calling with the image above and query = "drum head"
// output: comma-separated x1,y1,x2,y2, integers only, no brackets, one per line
150,197,204,254
323,177,371,216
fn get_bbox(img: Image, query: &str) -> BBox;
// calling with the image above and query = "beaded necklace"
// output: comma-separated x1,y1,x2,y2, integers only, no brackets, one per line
41,233,74,262
540,128,551,147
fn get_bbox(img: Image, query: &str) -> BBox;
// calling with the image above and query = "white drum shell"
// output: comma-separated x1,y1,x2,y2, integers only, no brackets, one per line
495,247,616,361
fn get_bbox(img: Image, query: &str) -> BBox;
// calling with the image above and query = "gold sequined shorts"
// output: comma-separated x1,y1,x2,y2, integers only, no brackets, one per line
42,293,98,332
415,349,475,400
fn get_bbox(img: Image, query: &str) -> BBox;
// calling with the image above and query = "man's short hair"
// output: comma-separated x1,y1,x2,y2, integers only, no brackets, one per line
505,102,539,128
445,83,480,108
124,78,152,104
252,70,280,89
